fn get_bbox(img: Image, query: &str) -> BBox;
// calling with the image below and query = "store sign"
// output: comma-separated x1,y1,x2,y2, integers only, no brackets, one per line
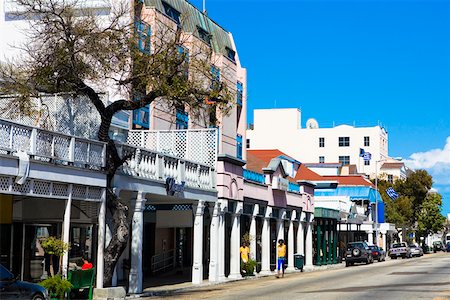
272,176,289,191
165,177,185,196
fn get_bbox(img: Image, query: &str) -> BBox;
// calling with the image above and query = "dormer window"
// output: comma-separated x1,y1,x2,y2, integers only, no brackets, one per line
197,26,211,45
226,47,236,62
162,1,181,25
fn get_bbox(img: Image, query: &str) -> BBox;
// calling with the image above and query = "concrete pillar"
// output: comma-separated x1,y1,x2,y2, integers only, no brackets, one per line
368,228,374,245
249,204,258,260
334,220,338,264
128,192,146,294
218,200,227,281
261,206,272,275
297,221,304,256
192,200,205,284
96,189,106,288
327,221,332,264
61,184,73,278
228,202,242,279
208,202,221,282
382,232,387,250
305,220,313,268
286,212,295,271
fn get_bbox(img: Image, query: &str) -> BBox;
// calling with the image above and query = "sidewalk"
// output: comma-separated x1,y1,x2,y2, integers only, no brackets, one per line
126,262,345,299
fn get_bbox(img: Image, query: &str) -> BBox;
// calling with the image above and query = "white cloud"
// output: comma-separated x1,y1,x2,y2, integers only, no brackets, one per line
404,136,450,185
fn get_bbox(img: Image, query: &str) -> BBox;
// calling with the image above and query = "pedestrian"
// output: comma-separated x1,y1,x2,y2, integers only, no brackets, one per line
276,239,286,278
81,257,93,270
240,241,250,274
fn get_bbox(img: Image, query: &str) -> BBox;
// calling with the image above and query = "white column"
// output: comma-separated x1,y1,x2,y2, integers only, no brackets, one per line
260,206,272,275
218,200,227,281
228,202,242,279
367,229,374,245
381,232,387,250
286,212,295,271
128,192,146,294
208,202,221,282
61,184,73,278
297,221,305,256
249,204,258,260
305,220,313,268
192,200,205,284
96,189,107,288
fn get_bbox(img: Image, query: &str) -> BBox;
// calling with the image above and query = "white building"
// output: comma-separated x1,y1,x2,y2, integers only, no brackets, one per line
246,108,389,177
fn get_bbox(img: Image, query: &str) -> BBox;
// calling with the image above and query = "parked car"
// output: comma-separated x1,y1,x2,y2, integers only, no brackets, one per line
345,241,373,266
409,244,424,257
0,264,48,300
433,241,445,252
369,245,386,262
446,242,450,252
389,242,411,259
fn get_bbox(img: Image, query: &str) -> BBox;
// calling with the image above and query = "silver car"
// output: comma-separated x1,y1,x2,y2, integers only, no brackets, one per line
409,244,424,257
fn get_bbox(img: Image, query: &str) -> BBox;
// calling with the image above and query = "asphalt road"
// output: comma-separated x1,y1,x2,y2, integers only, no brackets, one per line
144,252,450,300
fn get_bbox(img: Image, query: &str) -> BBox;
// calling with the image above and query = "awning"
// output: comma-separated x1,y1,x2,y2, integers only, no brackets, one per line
314,186,382,203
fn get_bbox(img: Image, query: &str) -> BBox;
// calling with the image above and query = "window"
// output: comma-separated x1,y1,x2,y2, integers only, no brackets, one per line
162,1,181,25
236,134,243,159
388,174,393,184
134,19,151,54
364,136,370,147
364,160,370,166
246,138,250,149
339,156,350,165
226,47,236,62
132,105,150,129
197,26,211,45
319,156,325,163
339,137,350,147
175,108,188,129
177,45,189,77
319,137,325,147
210,65,220,90
236,81,243,106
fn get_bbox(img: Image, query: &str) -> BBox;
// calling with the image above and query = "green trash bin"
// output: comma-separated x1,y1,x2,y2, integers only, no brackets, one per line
294,254,304,271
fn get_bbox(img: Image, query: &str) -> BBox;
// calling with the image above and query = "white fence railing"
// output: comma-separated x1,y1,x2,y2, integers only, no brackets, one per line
127,128,218,168
0,118,106,169
117,143,216,190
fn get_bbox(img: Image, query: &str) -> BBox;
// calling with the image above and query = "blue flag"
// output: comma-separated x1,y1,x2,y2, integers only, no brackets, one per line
359,148,365,157
386,187,399,200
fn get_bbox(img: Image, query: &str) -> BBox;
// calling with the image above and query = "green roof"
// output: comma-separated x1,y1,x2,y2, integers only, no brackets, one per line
314,207,340,220
144,0,234,55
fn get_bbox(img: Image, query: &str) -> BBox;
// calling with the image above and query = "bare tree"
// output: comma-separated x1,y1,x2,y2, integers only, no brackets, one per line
0,0,234,286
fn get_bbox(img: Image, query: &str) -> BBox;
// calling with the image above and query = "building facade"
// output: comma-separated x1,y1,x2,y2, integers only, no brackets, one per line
246,108,389,177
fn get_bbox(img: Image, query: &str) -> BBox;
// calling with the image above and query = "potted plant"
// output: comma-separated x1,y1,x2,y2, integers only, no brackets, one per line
241,258,257,276
40,275,72,300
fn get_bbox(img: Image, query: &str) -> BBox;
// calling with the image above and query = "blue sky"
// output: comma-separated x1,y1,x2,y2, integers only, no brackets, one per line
191,0,450,215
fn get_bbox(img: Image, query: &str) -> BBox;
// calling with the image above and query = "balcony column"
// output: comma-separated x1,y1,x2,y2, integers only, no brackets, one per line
61,184,73,278
260,206,272,275
208,202,221,282
128,192,146,294
305,216,314,269
297,214,305,256
286,211,295,271
96,189,107,288
249,204,259,260
228,202,242,279
192,200,205,284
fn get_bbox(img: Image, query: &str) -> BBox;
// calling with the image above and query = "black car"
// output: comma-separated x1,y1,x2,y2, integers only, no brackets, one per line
345,241,374,266
0,264,48,300
369,245,386,262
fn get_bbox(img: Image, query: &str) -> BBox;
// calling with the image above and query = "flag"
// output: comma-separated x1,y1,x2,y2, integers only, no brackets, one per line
359,148,365,157
386,187,399,200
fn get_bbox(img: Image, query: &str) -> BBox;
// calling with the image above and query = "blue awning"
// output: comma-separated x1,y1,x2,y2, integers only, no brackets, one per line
314,186,382,203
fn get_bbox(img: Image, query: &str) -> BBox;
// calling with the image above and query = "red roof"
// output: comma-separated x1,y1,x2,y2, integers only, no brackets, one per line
247,149,296,164
294,164,325,181
321,175,374,187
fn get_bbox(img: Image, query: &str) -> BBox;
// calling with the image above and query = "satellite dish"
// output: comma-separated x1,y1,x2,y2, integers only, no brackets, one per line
306,118,319,129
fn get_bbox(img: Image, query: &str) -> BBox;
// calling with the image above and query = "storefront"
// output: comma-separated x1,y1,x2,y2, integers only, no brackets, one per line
313,207,340,266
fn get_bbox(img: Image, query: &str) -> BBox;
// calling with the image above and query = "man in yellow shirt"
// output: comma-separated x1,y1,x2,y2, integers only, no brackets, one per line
277,239,287,278
240,242,250,263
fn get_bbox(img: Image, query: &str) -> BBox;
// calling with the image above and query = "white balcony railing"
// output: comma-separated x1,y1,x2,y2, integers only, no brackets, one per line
0,118,106,169
117,143,216,190
127,128,218,168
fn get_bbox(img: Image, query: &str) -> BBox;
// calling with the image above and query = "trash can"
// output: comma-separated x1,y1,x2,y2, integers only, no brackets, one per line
294,254,304,271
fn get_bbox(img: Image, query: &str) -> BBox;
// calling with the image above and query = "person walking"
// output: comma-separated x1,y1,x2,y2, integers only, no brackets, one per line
277,239,286,278
240,241,250,275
